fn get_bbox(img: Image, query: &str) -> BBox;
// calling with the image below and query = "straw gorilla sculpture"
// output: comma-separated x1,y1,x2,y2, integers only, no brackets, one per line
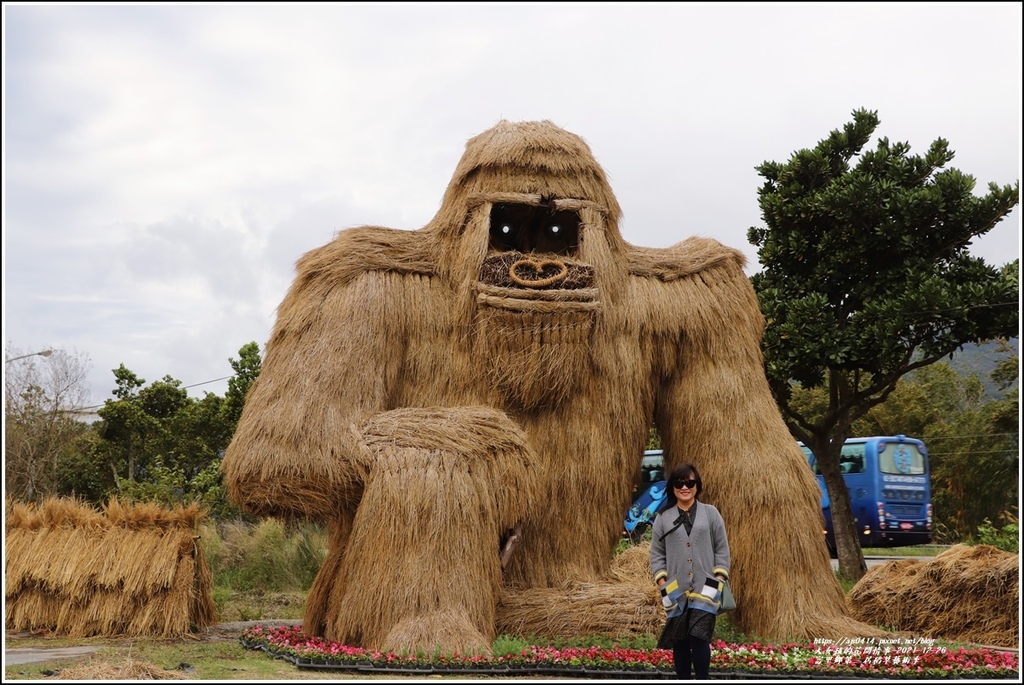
223,120,872,654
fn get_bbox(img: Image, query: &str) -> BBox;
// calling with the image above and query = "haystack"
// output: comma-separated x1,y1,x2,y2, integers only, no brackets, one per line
497,542,663,638
847,544,1018,647
5,497,216,638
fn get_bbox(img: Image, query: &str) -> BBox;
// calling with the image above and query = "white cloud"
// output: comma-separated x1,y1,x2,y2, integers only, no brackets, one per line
4,2,1020,407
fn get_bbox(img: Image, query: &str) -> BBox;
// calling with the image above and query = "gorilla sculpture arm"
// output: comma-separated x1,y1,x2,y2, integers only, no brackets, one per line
222,228,416,519
637,236,851,638
223,224,540,652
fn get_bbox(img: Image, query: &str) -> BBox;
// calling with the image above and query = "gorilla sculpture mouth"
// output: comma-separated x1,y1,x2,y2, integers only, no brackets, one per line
478,251,595,290
474,251,599,314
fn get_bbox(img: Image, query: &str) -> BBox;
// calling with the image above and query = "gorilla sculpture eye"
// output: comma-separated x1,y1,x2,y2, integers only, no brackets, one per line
489,203,579,256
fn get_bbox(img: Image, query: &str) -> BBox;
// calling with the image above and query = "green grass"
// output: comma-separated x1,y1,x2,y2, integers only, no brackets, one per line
213,589,307,622
4,641,385,681
834,572,858,594
861,544,949,556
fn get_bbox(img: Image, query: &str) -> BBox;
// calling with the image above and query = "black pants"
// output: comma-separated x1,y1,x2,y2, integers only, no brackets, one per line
672,637,711,679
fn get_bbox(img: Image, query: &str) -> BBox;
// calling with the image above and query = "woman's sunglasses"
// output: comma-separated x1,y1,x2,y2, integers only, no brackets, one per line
672,479,698,489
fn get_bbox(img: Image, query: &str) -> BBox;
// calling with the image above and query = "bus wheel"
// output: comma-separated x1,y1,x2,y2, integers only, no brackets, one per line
628,524,649,545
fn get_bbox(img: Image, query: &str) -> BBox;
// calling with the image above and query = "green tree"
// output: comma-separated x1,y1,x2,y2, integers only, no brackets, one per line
222,341,262,429
56,430,113,502
81,348,258,515
748,108,1019,580
94,366,164,487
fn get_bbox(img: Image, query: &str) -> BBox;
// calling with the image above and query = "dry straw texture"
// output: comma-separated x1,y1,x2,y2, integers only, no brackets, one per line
497,542,663,638
223,119,872,652
304,407,539,653
847,544,1018,647
53,656,190,680
5,497,216,638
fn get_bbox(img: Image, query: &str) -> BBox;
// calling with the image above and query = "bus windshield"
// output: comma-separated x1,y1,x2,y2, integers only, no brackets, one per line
878,441,927,475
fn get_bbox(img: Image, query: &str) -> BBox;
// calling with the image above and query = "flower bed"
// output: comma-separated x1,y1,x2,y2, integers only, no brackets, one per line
240,624,1019,679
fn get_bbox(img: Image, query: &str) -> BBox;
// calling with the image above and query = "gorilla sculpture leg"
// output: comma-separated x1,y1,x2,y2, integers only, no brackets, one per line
310,408,537,653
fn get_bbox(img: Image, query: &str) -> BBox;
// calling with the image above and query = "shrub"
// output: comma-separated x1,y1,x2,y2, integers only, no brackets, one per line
972,512,1018,553
200,519,328,592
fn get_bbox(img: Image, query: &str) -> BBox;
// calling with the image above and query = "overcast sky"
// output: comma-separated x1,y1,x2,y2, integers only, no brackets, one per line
3,2,1021,409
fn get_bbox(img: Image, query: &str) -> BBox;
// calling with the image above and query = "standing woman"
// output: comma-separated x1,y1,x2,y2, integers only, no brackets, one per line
650,463,730,679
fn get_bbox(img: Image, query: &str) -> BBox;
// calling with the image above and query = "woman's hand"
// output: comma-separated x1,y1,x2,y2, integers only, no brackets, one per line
659,585,678,613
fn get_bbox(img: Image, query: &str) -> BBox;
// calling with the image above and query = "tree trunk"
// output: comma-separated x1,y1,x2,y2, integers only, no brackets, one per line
110,461,123,493
811,437,867,581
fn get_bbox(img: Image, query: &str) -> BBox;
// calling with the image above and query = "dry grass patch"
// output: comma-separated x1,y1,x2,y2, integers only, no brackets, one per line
53,654,191,680
848,543,1018,647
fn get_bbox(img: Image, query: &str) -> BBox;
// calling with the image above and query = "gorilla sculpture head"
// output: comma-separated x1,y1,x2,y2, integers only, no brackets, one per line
422,120,629,408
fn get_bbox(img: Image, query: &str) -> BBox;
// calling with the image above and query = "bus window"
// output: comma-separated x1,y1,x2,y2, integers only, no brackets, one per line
640,452,664,487
879,442,926,475
839,444,865,474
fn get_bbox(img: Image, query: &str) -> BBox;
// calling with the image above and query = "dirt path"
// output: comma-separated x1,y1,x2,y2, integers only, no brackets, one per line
4,619,303,666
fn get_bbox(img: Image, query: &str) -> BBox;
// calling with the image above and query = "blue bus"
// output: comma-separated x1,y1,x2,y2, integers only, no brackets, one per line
624,450,669,542
800,435,932,552
625,436,933,550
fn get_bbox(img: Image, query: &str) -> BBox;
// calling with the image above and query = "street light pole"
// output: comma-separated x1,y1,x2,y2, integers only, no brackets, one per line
5,349,54,364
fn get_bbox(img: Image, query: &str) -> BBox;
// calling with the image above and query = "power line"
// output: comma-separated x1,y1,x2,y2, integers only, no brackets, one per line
184,376,231,389
72,375,234,412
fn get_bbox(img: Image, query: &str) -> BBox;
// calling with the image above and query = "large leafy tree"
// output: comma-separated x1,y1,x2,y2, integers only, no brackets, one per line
93,365,167,486
75,346,259,515
748,108,1019,580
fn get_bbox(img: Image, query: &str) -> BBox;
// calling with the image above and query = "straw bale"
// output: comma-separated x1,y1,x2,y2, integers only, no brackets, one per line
103,496,202,529
609,543,660,587
4,497,215,638
5,587,47,629
5,500,39,531
191,539,217,628
222,119,869,654
848,544,1018,647
37,496,102,528
497,581,664,638
3,528,33,593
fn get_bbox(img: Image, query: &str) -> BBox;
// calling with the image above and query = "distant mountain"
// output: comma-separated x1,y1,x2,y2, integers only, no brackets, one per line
946,339,1019,398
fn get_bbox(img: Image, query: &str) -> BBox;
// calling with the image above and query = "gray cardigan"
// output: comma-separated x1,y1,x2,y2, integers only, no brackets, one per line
649,500,730,594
